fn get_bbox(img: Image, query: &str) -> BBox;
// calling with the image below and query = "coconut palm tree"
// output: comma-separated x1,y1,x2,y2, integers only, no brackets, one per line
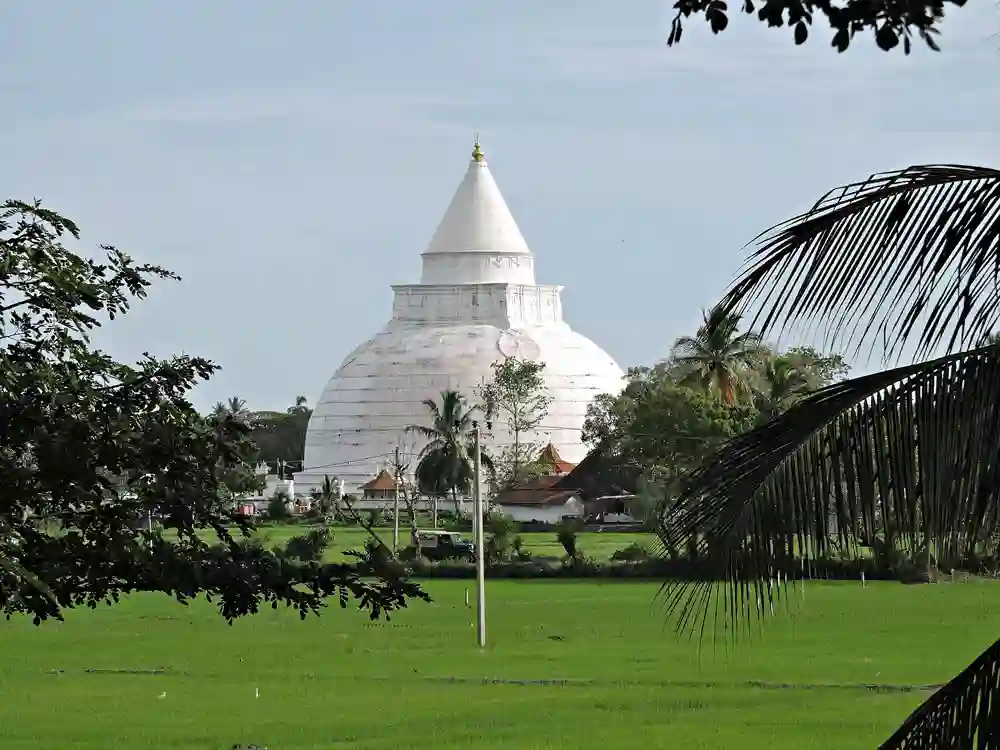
407,390,492,526
309,475,341,521
752,353,813,424
659,165,1000,748
212,396,250,422
670,306,768,404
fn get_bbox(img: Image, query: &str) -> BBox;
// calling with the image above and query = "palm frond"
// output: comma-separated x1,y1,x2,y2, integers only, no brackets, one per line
405,424,439,442
659,343,1000,641
878,636,1000,749
716,165,1000,361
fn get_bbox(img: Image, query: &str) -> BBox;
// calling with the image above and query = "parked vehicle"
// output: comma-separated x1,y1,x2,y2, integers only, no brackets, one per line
415,529,476,562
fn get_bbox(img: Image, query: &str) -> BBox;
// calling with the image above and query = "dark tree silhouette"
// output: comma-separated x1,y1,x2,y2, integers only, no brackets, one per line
666,0,966,54
0,200,427,624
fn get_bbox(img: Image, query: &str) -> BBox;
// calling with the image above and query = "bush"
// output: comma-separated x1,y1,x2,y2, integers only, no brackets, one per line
556,518,583,559
511,535,531,562
401,554,996,582
610,542,654,563
282,528,332,563
265,493,291,522
397,544,419,562
485,512,520,563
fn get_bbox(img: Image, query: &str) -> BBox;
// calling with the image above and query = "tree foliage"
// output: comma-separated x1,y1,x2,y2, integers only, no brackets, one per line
408,390,493,518
665,0,964,55
752,347,848,424
671,307,767,405
247,396,312,474
584,367,756,489
0,200,427,624
479,357,554,490
585,334,844,491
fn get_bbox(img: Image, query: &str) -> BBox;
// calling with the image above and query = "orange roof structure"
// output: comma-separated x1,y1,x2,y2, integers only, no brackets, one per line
537,443,576,474
360,469,398,492
495,474,579,507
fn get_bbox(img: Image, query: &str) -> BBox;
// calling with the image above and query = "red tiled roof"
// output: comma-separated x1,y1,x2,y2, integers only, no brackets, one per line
360,469,398,491
495,474,579,506
496,489,579,507
538,443,576,474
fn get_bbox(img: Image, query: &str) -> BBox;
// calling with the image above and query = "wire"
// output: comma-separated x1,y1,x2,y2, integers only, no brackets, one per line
302,423,723,443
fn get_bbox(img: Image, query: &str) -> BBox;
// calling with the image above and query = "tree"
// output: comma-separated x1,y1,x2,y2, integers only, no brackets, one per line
582,366,659,448
0,199,426,624
664,0,963,55
309,475,341,521
407,390,492,523
659,165,1000,747
478,358,554,489
584,366,755,488
387,443,419,534
752,352,814,424
212,396,250,422
246,396,312,476
623,381,756,485
670,307,767,405
264,492,291,522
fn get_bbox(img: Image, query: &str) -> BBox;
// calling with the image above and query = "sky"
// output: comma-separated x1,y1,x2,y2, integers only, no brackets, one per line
3,1,998,411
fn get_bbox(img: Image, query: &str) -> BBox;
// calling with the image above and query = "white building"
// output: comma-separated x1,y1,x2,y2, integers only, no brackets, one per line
295,140,625,495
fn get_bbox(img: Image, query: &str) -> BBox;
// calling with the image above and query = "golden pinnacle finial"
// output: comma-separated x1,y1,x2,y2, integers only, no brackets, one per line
472,134,485,163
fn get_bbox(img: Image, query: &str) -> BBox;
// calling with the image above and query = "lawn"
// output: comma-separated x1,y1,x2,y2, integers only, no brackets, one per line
1,580,996,749
251,524,653,562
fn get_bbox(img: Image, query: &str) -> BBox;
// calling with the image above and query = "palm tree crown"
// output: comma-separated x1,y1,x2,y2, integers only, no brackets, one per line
407,390,491,517
752,353,813,423
670,306,767,405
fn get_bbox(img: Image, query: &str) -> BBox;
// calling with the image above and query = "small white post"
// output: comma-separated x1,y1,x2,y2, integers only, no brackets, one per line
473,426,487,647
861,572,866,588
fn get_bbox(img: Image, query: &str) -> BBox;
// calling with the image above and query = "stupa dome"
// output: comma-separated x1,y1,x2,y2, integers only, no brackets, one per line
295,141,625,493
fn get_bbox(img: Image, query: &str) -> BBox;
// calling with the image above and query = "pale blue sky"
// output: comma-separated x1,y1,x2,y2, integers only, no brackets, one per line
3,1,997,410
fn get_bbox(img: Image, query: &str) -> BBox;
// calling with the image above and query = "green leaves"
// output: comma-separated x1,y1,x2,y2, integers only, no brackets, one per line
478,357,553,491
0,200,426,624
670,306,767,405
408,390,483,505
479,357,553,433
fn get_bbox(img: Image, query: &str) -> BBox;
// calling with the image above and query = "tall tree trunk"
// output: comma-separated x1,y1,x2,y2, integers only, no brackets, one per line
452,487,462,519
512,427,520,487
432,496,438,529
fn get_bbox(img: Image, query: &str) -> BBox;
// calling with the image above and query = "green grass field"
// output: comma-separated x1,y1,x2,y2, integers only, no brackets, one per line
2,579,998,749
252,525,653,562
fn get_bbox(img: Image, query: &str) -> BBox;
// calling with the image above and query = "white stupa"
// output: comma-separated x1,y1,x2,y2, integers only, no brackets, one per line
294,140,625,494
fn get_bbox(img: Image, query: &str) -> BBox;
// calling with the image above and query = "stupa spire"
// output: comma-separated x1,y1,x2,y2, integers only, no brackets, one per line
419,138,535,285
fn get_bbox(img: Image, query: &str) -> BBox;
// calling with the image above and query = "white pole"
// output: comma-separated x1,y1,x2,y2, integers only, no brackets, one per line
393,447,400,554
473,426,487,647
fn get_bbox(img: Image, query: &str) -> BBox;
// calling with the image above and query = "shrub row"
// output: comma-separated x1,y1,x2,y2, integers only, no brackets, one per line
403,556,995,582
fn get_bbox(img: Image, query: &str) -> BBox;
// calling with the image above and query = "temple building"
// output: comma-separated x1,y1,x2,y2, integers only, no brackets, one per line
294,140,625,495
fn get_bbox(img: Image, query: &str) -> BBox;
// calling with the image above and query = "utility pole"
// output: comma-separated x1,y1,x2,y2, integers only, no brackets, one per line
393,446,401,555
472,424,487,647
